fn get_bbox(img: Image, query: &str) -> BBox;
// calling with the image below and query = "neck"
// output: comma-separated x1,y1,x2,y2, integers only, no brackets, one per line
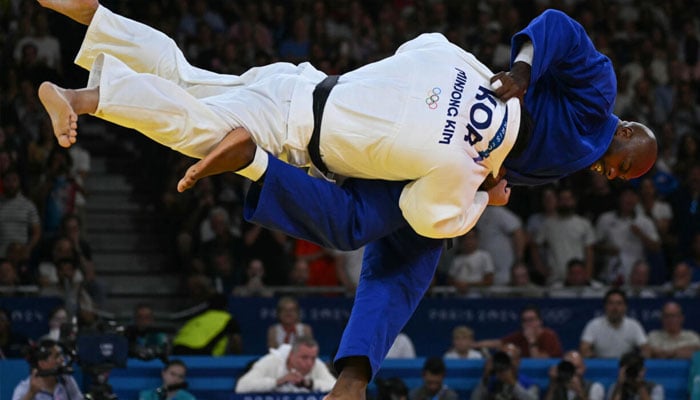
508,104,533,160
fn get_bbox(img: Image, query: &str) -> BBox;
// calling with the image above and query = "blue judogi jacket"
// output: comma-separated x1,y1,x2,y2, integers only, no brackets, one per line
504,10,619,185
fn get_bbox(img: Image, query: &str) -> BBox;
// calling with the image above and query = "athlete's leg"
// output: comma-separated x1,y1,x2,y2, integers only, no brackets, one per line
40,1,240,94
39,53,234,156
327,227,443,399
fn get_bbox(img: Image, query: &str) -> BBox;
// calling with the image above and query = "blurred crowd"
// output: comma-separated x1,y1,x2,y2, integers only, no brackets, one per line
1,0,700,365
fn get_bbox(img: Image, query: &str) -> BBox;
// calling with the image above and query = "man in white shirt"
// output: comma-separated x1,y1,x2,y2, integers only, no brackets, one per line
235,336,336,393
648,301,700,359
579,289,650,359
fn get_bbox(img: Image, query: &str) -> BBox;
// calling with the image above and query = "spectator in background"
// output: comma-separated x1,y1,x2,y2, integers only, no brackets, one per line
683,231,700,282
446,230,494,296
549,258,605,298
40,258,93,322
607,352,664,400
525,187,558,283
375,377,409,400
531,188,596,283
386,332,416,359
579,173,617,223
661,262,699,297
267,296,313,350
242,223,290,286
506,262,541,297
172,294,242,355
648,301,700,359
444,325,482,359
232,258,273,297
288,258,310,288
0,258,20,295
42,306,68,341
139,359,196,400
670,164,700,257
624,260,657,298
12,339,82,400
35,147,80,236
637,177,673,282
68,143,90,223
408,357,458,400
0,169,41,258
580,289,650,359
0,307,28,359
470,343,539,400
596,186,660,285
475,305,563,358
198,206,244,293
125,303,169,353
295,239,344,288
235,336,336,393
5,242,35,286
476,206,526,286
544,350,605,400
37,237,82,287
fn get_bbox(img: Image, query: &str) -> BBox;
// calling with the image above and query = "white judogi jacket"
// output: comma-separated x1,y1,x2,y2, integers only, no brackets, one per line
77,6,520,239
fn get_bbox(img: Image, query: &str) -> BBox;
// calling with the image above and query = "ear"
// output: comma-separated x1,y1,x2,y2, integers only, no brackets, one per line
615,125,633,139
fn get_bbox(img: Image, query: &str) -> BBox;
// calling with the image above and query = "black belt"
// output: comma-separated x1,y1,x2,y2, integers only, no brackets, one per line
308,75,340,175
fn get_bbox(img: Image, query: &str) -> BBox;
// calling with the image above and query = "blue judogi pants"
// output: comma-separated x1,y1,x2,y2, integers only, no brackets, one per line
244,156,443,376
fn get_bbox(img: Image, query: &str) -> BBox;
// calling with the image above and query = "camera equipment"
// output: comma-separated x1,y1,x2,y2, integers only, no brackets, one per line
556,360,576,384
155,382,188,400
622,353,644,382
491,350,512,374
55,319,171,400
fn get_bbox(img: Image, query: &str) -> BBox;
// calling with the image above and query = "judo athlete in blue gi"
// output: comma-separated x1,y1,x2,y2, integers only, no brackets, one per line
210,10,658,399
37,1,656,398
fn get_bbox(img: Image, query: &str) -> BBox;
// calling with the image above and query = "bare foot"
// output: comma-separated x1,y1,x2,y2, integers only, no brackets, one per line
37,0,99,25
38,82,78,148
177,127,256,192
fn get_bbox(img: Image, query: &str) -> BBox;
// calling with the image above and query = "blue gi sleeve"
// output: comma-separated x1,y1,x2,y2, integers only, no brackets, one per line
243,155,409,251
510,9,616,123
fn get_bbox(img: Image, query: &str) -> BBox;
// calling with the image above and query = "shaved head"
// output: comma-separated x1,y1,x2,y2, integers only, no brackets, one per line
590,121,657,180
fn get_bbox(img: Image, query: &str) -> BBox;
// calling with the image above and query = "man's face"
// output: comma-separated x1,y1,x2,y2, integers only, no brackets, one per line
278,301,300,325
135,307,154,329
563,351,585,377
590,121,657,180
0,261,17,285
557,190,576,215
673,263,691,288
288,344,318,376
422,371,444,395
565,265,587,286
604,293,627,323
38,346,64,371
162,364,186,387
521,310,542,331
661,304,683,335
453,334,473,352
2,172,20,197
510,265,529,286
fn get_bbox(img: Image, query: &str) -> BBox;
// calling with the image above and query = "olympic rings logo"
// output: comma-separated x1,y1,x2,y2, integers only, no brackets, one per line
425,87,441,109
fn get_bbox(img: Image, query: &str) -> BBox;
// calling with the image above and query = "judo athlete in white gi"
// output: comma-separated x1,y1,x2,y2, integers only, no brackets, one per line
37,2,657,399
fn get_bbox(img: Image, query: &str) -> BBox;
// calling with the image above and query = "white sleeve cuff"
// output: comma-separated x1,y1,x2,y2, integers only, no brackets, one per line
236,146,268,181
514,41,534,65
